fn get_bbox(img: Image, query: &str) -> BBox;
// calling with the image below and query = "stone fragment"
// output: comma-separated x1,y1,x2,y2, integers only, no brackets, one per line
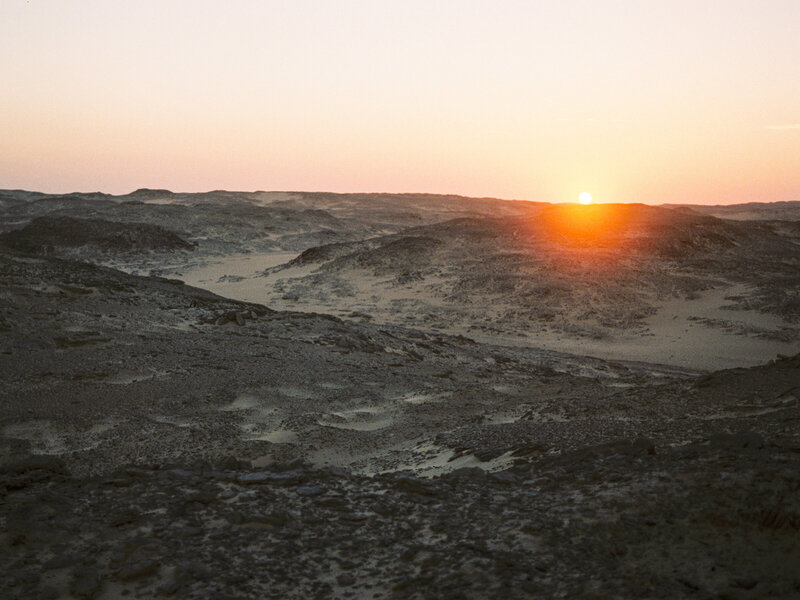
117,560,160,581
710,430,764,451
43,554,79,570
1,455,66,475
71,566,102,599
296,485,325,497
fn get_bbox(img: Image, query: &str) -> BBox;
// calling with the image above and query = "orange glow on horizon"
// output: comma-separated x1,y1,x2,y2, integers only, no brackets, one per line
530,203,663,252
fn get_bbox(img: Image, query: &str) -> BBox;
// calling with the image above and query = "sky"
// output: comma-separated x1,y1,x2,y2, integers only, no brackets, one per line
1,1,799,204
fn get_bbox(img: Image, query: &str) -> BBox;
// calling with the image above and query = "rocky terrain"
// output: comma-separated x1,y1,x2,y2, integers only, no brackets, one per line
1,191,799,598
0,189,537,256
261,204,800,367
668,201,800,222
0,216,195,257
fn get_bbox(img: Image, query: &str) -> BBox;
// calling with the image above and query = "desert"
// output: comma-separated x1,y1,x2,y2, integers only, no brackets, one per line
3,2,800,597
1,189,799,598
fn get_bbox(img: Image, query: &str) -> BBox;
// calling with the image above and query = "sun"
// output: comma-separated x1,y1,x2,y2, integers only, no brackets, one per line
579,192,592,205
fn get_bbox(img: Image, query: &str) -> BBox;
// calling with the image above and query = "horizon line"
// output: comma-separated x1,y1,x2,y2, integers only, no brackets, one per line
3,187,798,208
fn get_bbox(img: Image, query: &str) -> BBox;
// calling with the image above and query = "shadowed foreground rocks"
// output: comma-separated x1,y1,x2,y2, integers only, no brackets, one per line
2,439,799,600
0,432,800,598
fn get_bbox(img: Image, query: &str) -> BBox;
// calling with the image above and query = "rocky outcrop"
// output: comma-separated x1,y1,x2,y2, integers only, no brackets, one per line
0,216,194,254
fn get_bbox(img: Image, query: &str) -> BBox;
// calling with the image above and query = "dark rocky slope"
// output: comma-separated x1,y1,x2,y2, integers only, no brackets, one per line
0,216,194,255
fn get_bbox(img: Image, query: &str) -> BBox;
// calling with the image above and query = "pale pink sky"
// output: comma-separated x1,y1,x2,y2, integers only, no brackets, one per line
1,0,798,204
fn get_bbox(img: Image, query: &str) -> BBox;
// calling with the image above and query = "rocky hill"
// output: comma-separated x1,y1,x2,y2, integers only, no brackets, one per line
665,200,800,221
0,216,194,255
263,204,800,350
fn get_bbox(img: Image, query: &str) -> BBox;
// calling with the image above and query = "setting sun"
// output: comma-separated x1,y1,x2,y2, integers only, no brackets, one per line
579,192,592,205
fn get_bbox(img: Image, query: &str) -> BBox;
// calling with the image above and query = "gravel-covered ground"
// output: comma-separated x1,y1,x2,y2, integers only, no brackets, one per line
3,432,799,599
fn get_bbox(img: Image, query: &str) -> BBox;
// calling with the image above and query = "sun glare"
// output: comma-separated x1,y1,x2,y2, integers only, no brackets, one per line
579,192,592,205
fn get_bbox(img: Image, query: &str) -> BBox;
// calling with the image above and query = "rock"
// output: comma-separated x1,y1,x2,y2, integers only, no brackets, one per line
337,573,356,587
710,430,764,451
117,560,160,581
630,437,657,455
109,508,140,527
732,577,758,590
71,566,102,599
489,471,518,485
178,560,213,582
226,511,245,525
388,473,439,497
314,496,350,511
157,578,183,595
184,491,218,504
0,215,193,253
217,455,249,470
164,468,196,481
474,447,505,462
273,457,306,472
510,443,548,458
235,312,245,326
239,470,302,485
1,455,66,475
43,554,79,570
243,509,292,527
120,466,151,479
14,570,41,586
446,467,488,482
296,485,325,497
37,585,59,600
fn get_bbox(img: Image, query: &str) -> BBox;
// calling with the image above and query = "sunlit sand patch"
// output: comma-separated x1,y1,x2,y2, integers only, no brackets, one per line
485,414,518,425
150,415,193,428
175,251,301,304
3,420,68,454
27,283,62,295
220,393,261,411
8,255,47,265
219,390,286,420
317,406,393,431
74,420,119,452
392,444,516,478
86,421,115,435
401,392,451,405
277,385,314,399
637,283,800,369
776,386,800,402
251,454,274,468
490,384,517,394
247,429,299,443
318,381,346,390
